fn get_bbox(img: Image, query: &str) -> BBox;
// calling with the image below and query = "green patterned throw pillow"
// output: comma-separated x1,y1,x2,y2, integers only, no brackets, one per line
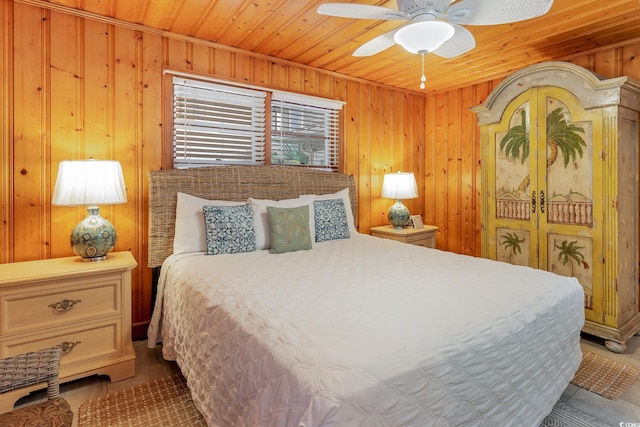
266,205,312,254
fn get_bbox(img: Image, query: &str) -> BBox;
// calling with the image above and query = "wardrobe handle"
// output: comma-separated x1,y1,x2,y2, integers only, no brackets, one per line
531,191,536,213
540,190,545,213
48,299,81,313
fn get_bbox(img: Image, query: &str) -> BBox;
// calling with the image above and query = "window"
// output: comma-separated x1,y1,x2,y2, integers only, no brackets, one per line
271,92,341,171
172,78,266,168
170,75,343,171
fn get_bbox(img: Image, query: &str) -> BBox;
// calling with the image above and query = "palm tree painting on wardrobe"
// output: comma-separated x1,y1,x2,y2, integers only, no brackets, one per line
496,101,593,309
554,239,592,308
499,107,587,192
497,103,591,227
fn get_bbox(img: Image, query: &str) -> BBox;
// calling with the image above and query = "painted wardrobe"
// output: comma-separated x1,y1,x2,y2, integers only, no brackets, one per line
473,61,640,352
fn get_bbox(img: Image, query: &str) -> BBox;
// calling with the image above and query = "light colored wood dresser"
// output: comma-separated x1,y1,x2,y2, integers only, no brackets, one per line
0,251,137,411
371,225,438,249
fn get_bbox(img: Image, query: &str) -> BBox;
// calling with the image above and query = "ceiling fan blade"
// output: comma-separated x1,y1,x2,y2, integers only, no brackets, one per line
432,24,475,58
353,28,399,57
317,3,406,20
447,0,554,26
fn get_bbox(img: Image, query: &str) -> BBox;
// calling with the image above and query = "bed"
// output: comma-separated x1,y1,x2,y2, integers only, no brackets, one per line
147,165,584,427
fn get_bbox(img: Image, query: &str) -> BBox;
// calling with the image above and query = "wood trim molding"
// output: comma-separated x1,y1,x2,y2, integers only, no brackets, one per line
161,73,173,171
1,0,14,263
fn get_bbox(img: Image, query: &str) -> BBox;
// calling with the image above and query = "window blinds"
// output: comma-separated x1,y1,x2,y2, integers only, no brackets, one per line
171,76,343,170
271,92,342,171
172,77,266,168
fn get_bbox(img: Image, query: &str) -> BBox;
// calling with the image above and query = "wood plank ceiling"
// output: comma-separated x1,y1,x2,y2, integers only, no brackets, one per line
22,0,640,93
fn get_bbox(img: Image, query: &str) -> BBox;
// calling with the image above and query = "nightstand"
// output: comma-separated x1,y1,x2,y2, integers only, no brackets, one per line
0,251,137,411
370,225,438,248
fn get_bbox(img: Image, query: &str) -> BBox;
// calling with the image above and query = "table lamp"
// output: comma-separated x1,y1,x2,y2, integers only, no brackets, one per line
52,159,127,261
382,171,418,229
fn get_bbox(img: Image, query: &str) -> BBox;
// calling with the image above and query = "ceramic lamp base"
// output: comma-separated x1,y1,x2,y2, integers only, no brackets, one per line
71,206,117,261
388,200,410,229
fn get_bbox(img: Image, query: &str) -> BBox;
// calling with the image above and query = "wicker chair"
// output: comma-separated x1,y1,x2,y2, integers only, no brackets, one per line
0,347,73,426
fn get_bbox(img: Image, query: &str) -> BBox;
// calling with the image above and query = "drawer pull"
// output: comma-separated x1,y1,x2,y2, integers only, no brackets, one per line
58,341,81,355
48,299,82,313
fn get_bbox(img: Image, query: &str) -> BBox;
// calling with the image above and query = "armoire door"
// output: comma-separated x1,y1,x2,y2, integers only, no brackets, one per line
484,85,604,325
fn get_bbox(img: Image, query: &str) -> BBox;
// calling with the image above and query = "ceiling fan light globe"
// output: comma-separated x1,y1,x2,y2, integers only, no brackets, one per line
393,21,455,54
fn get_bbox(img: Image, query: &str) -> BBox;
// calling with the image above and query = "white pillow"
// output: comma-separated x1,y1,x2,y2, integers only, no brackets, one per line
174,192,245,255
299,187,357,235
248,197,312,250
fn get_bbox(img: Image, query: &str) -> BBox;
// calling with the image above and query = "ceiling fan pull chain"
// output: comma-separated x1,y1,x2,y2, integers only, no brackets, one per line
420,52,426,89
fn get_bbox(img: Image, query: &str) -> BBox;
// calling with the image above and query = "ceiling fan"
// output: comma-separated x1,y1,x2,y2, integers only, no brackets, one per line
317,0,554,88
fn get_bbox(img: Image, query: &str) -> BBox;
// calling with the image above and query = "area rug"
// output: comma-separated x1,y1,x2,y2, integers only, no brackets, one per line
539,402,610,427
570,350,640,400
78,374,615,427
77,375,206,427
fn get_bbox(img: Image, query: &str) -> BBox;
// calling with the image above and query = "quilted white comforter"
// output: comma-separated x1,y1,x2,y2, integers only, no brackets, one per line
148,233,584,427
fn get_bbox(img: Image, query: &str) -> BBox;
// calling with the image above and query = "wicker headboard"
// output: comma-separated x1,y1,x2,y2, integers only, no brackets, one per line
147,165,357,268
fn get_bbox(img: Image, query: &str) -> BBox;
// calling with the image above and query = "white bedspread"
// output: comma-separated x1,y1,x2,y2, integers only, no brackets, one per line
148,233,584,427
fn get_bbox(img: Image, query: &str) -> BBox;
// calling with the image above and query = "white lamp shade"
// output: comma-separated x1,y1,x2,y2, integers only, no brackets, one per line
382,172,418,200
52,159,127,206
393,21,455,54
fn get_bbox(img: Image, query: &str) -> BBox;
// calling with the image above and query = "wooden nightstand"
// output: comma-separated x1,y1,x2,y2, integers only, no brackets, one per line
371,225,438,248
0,251,137,411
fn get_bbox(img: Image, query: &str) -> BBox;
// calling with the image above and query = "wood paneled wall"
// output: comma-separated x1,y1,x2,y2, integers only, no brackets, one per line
2,0,639,338
1,0,424,338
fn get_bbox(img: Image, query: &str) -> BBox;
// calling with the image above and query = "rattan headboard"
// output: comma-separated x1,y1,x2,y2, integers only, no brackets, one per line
147,165,357,268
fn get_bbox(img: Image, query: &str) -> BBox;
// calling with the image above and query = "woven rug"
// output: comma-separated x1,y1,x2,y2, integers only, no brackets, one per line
78,374,616,427
570,350,640,400
540,402,610,427
78,375,206,427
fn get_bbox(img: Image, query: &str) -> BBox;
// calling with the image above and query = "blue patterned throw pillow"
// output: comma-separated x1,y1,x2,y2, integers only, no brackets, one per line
202,204,256,255
314,199,351,242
